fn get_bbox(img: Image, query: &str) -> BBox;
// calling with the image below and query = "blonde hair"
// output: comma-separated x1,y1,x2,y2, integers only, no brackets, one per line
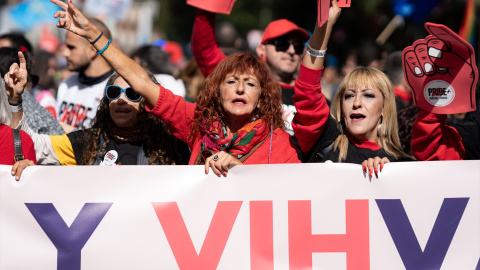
330,66,407,162
0,79,12,126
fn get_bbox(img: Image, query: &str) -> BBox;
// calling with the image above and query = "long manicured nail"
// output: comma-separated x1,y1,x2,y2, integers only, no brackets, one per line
223,173,227,177
205,169,207,175
380,164,383,172
369,169,372,178
362,165,366,171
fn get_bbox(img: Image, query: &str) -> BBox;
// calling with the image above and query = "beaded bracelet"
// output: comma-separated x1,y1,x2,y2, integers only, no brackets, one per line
97,39,112,55
306,44,327,58
90,32,103,45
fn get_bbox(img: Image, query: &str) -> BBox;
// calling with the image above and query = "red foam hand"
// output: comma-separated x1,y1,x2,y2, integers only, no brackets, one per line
403,23,478,114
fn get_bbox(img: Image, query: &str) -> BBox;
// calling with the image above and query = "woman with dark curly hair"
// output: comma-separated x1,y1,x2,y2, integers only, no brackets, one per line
50,0,300,176
8,51,189,166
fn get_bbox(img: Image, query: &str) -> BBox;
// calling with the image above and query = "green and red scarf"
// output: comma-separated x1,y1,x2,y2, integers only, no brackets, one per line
201,117,268,159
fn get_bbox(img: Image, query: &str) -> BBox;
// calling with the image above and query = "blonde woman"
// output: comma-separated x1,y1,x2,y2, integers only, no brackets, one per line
292,0,412,177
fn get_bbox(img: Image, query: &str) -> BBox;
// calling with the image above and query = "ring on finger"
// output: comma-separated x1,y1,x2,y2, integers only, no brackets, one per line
213,155,219,161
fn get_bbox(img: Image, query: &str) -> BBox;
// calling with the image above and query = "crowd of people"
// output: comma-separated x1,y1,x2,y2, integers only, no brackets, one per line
1,0,478,181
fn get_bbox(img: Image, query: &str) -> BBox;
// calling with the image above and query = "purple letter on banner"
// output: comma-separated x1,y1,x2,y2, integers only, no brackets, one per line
25,203,112,270
376,198,469,269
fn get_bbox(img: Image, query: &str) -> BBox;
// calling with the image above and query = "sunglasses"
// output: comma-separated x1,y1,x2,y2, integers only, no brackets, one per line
105,85,142,102
265,40,305,55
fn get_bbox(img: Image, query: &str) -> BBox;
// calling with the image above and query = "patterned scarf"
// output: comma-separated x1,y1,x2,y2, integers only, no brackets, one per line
109,125,145,142
201,117,268,159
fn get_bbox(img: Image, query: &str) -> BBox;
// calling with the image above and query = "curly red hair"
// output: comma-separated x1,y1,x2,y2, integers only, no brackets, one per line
190,52,284,140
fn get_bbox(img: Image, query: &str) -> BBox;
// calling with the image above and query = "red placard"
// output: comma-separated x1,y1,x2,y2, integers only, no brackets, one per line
338,0,351,7
318,0,351,27
186,0,236,15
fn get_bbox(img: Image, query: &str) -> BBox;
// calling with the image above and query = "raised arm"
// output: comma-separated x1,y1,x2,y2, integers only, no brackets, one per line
4,52,65,165
301,0,340,70
191,9,226,77
50,0,159,106
292,0,341,153
4,51,27,129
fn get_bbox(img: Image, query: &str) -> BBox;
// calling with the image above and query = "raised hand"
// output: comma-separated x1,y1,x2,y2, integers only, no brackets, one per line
50,0,94,40
402,23,478,114
4,51,28,104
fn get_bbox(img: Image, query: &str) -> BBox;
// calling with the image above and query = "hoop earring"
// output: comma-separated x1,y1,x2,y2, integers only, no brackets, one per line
377,116,383,137
336,121,344,134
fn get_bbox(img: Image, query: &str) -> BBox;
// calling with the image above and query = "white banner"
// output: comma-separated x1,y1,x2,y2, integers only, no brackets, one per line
0,161,479,270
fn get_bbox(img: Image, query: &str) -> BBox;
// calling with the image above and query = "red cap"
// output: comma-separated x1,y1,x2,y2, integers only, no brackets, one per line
260,19,310,45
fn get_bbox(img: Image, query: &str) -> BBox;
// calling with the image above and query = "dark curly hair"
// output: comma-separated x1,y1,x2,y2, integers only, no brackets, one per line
397,105,421,156
190,51,284,140
81,71,187,165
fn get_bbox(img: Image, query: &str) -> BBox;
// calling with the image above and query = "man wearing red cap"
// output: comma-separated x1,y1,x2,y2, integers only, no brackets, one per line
191,10,309,153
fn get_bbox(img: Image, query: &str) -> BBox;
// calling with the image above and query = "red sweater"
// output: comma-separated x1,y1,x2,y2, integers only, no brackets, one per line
411,109,465,160
292,63,329,153
146,87,300,164
0,124,37,165
191,10,226,78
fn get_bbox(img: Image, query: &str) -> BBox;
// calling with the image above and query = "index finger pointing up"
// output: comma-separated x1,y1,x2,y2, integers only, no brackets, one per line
17,51,26,70
50,0,68,10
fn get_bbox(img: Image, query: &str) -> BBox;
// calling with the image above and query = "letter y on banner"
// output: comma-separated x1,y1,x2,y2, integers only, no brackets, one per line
25,203,112,270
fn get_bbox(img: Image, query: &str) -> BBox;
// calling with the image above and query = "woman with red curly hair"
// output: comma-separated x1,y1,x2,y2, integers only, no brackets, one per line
50,0,300,177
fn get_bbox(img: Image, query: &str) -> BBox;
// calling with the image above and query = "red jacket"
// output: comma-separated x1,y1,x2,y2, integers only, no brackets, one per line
191,10,226,78
292,63,328,153
411,109,465,160
0,124,37,165
146,86,300,164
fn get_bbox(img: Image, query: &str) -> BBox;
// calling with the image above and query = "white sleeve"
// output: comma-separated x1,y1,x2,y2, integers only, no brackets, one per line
16,115,60,165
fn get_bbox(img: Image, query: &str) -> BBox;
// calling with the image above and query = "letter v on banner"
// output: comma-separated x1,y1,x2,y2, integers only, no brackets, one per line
25,203,113,270
376,198,469,269
288,200,370,269
152,201,242,270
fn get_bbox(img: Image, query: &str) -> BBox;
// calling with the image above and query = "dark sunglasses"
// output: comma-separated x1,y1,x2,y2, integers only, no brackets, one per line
264,40,305,55
105,85,142,102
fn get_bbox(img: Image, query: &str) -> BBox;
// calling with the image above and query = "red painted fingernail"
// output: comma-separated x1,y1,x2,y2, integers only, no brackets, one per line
380,164,383,172
223,173,227,177
205,169,207,174
362,165,366,171
369,170,372,178
374,168,378,175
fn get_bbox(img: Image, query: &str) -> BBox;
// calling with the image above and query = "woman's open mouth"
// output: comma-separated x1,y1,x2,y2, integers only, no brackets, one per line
232,98,247,105
350,113,366,121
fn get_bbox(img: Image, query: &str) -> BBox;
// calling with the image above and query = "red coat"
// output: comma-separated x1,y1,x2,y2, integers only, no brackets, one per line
411,109,465,160
0,124,37,165
191,10,226,78
146,87,300,164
